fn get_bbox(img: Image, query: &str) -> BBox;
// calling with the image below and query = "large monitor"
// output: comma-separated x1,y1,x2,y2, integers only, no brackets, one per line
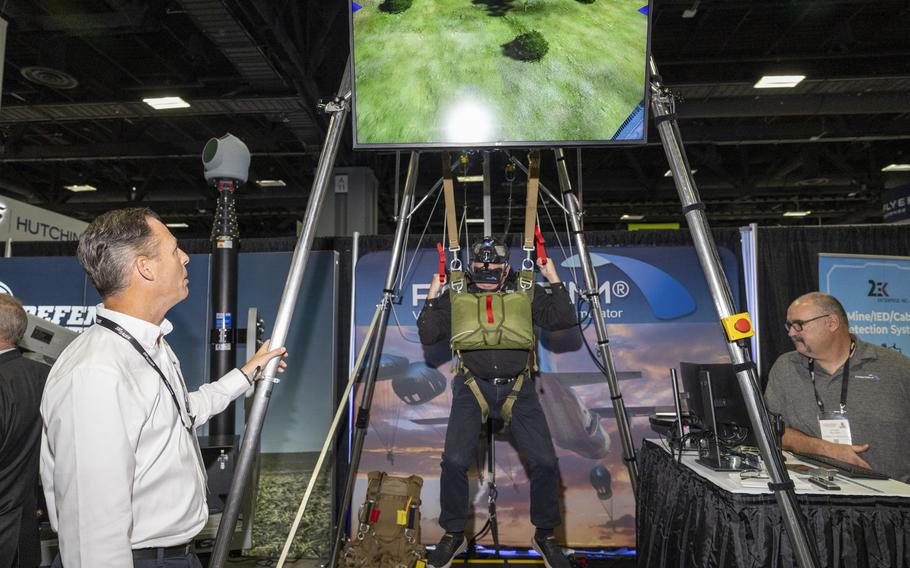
680,362,757,448
349,0,652,148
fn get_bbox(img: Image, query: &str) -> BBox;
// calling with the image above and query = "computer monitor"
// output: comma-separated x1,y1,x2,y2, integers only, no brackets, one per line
679,362,757,448
349,0,652,148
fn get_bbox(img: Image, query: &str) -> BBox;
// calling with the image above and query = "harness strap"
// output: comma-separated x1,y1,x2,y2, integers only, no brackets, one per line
499,372,525,428
522,151,541,251
534,225,547,265
442,153,460,252
464,376,490,424
449,269,465,294
463,369,528,430
519,268,535,292
436,242,447,284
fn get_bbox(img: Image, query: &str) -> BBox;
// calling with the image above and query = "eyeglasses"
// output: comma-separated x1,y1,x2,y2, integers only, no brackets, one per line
784,313,829,332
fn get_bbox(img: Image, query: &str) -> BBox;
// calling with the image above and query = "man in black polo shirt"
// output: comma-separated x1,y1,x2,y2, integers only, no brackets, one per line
765,292,910,482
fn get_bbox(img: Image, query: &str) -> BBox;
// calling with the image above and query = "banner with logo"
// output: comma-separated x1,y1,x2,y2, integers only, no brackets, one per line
882,183,910,224
351,245,740,547
0,195,88,243
0,252,337,451
819,253,910,355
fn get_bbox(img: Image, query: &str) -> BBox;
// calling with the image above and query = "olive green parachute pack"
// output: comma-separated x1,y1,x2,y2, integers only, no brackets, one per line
339,472,426,568
448,268,536,352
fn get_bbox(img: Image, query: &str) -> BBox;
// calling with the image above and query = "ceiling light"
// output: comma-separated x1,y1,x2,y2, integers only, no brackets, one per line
754,75,805,89
64,184,96,192
456,175,485,183
882,163,910,172
165,222,189,229
664,169,697,177
783,210,812,217
621,214,645,221
142,96,191,110
256,179,287,187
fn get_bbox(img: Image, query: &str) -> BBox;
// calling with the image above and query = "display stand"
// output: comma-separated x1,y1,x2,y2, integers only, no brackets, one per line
211,54,819,568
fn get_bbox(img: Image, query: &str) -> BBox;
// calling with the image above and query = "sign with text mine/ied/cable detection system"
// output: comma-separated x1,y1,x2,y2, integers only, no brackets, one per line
820,253,910,356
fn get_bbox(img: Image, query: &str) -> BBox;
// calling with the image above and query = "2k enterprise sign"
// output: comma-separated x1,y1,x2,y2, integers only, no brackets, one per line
355,245,739,325
820,253,910,355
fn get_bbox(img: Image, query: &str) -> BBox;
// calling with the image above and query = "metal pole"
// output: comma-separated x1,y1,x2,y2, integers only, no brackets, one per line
745,222,763,375
553,148,639,496
327,152,420,568
649,57,819,568
486,421,502,563
209,59,354,568
209,179,239,438
482,151,492,236
576,147,583,207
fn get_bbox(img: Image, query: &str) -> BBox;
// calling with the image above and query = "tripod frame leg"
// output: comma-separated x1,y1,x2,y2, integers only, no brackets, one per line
649,58,820,568
553,148,640,496
209,58,354,568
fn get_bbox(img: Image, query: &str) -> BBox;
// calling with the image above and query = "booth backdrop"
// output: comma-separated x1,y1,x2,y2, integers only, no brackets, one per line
349,231,742,548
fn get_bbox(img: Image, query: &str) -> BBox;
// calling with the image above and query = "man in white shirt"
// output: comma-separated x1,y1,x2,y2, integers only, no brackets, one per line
40,208,287,567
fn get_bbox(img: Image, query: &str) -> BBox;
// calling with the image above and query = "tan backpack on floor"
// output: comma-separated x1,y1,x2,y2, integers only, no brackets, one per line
340,471,426,568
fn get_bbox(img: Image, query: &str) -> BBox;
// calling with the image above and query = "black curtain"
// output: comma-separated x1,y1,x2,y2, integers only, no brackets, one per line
756,224,910,386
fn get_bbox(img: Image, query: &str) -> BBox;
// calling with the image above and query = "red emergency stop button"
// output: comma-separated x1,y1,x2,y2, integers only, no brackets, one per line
722,312,755,341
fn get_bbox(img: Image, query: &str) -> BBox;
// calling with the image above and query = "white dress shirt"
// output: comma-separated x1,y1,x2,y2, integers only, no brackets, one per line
40,304,249,567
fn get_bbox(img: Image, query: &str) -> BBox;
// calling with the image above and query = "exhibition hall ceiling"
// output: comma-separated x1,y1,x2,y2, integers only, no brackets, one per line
1,0,908,237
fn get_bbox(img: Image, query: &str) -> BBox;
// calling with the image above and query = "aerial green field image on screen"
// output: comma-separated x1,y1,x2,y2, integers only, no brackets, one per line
350,0,650,147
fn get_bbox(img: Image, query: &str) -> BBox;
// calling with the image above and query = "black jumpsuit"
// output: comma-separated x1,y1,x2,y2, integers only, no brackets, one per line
417,276,577,532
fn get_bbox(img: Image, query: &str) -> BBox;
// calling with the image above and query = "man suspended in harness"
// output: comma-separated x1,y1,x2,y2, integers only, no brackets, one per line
417,236,577,568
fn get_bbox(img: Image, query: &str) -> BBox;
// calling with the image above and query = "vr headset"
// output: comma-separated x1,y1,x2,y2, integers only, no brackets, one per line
468,237,509,285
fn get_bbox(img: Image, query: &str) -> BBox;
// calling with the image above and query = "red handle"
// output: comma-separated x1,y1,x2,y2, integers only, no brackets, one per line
436,242,446,284
535,225,547,265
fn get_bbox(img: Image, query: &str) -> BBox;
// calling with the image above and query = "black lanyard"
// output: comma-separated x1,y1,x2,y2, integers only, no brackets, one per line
96,316,195,433
808,340,855,414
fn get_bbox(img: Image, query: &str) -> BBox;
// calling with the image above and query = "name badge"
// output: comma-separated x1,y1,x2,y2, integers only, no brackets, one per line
818,410,852,445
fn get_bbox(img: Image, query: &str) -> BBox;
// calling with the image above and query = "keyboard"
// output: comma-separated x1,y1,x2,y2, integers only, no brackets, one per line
791,452,889,480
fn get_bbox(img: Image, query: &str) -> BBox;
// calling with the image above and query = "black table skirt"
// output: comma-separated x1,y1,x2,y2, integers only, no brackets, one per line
636,440,910,568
